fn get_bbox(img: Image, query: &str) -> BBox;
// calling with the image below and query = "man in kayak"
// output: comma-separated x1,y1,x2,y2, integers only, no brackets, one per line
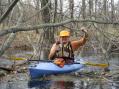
48,27,88,67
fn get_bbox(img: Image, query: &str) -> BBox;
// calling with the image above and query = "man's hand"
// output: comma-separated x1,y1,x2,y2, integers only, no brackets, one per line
81,27,88,38
81,27,87,33
55,36,60,45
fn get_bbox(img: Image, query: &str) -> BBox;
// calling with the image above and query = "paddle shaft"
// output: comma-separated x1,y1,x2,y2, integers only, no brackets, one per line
9,55,108,68
28,59,80,64
28,60,108,68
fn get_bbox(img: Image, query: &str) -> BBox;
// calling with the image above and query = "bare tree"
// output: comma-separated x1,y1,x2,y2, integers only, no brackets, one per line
0,0,119,60
41,0,51,59
0,0,20,24
103,0,107,20
59,0,63,21
81,0,86,26
69,0,74,19
53,0,57,23
82,0,86,20
89,0,93,19
111,0,115,22
69,0,74,34
34,0,40,34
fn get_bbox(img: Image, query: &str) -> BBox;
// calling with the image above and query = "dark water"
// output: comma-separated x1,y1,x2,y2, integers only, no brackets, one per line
0,51,119,89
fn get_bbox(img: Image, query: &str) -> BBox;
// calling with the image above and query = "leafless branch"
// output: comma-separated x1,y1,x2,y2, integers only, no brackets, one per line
0,0,20,24
1,19,119,36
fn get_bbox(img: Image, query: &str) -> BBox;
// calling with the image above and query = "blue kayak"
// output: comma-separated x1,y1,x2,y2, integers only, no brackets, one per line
29,61,84,79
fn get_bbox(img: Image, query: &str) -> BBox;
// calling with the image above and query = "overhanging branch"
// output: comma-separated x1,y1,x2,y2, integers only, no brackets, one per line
0,19,119,36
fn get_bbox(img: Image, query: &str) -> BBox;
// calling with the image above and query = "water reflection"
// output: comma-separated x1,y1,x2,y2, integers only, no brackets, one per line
1,53,119,89
28,80,52,89
28,80,74,89
50,81,74,89
0,72,119,89
29,77,119,89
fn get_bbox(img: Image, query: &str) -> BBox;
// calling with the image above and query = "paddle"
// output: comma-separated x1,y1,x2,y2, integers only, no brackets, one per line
8,56,108,68
78,61,109,68
29,59,108,68
8,55,27,60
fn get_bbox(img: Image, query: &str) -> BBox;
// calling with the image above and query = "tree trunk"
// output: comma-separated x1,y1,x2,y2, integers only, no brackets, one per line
103,0,107,20
82,0,86,26
69,0,74,34
89,0,93,19
59,0,63,21
94,0,98,20
82,0,86,20
111,0,115,22
69,0,74,19
41,0,51,60
35,0,40,34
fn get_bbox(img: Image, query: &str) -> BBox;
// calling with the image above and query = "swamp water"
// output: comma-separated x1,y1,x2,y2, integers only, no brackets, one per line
0,51,119,89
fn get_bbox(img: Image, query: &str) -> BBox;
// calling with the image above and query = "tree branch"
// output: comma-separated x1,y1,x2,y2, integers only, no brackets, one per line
0,33,16,56
0,19,119,36
0,0,20,24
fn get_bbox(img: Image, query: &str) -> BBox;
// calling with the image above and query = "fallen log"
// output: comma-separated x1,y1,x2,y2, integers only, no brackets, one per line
0,66,13,72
